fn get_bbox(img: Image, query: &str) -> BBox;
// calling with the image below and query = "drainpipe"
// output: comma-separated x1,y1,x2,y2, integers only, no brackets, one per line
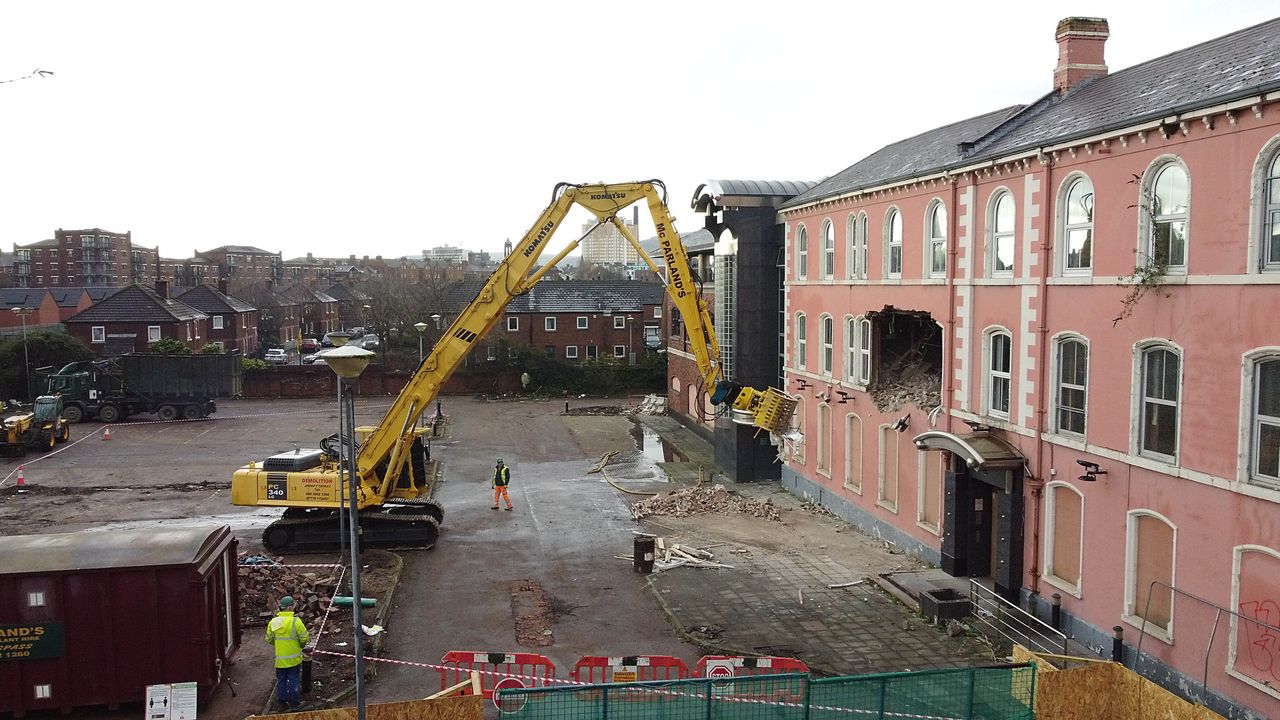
1028,149,1055,596
944,174,959,436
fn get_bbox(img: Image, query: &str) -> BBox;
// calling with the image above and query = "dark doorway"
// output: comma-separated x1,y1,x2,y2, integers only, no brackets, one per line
941,458,1024,602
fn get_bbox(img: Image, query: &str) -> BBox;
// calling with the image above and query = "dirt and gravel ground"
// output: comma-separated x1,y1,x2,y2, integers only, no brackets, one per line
1,394,987,719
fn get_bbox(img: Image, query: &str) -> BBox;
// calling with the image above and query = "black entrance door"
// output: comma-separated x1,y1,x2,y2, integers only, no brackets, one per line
941,458,1024,602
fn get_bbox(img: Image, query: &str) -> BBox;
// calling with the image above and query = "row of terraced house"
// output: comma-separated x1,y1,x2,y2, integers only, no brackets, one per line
665,17,1280,720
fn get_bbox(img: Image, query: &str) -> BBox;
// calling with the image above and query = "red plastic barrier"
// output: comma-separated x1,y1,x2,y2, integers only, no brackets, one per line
571,654,691,685
694,655,810,678
438,650,556,699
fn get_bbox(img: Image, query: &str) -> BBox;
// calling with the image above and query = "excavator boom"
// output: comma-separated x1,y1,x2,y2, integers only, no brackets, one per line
231,181,797,551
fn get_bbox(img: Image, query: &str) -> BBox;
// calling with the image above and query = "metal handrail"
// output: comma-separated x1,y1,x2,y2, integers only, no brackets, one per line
970,580,1068,656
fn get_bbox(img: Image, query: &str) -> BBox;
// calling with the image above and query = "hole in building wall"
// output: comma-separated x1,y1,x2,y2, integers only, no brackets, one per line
868,307,942,413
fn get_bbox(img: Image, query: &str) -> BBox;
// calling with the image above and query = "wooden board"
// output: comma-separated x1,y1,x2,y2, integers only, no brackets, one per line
250,695,482,720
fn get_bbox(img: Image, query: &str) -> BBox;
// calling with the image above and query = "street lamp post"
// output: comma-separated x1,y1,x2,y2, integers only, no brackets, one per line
429,315,442,418
11,307,32,399
323,344,375,720
414,322,428,365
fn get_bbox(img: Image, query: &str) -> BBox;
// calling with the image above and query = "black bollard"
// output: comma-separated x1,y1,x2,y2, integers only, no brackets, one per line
1111,625,1124,663
1051,593,1062,630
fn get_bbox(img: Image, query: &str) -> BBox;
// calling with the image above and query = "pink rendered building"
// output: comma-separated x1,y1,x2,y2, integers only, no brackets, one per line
778,16,1280,719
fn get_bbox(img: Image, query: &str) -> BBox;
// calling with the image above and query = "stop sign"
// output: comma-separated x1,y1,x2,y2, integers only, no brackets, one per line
492,676,527,714
707,665,733,679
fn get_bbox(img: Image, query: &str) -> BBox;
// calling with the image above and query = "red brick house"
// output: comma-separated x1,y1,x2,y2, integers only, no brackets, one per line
0,288,61,330
47,288,94,322
65,281,209,356
178,281,260,354
286,286,340,340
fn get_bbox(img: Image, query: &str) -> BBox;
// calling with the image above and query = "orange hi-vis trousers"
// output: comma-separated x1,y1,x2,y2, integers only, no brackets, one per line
493,485,512,509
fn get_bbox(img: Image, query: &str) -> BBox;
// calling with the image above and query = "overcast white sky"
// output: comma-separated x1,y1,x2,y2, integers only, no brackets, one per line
1,1,1275,263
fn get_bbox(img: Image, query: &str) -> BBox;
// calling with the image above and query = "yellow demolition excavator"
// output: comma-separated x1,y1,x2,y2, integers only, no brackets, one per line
231,181,799,552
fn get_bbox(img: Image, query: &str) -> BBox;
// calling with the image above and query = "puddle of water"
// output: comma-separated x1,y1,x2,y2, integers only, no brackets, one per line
635,426,687,463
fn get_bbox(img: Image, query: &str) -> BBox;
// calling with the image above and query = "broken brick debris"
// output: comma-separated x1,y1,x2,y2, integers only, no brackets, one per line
237,552,338,629
630,484,783,522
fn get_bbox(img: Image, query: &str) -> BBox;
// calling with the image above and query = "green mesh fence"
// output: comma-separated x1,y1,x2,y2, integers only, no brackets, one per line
496,665,1035,720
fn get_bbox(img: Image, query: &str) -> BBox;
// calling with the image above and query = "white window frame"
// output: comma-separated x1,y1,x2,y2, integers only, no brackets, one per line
545,316,557,332
1052,334,1089,438
916,450,943,535
845,213,864,280
212,315,224,330
27,590,46,607
1123,509,1177,643
884,208,902,278
926,200,947,278
1139,156,1190,273
653,306,662,319
1227,544,1280,700
820,314,833,376
844,315,857,383
507,316,519,332
821,219,835,280
795,313,807,371
576,315,589,330
1245,351,1280,490
1059,174,1095,275
613,315,625,329
1134,341,1182,463
1250,135,1280,274
1042,481,1085,597
796,224,808,280
613,345,626,357
565,345,578,359
858,318,871,385
91,326,105,343
985,329,1012,419
989,190,1016,277
816,403,832,477
148,325,162,343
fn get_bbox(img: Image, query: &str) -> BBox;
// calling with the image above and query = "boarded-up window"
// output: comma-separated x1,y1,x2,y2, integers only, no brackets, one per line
879,426,898,510
918,451,942,531
817,404,831,474
1047,484,1083,589
1231,547,1280,694
845,415,862,492
1128,512,1175,634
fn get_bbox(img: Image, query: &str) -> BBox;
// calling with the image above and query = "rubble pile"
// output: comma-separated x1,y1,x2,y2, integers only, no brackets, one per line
870,356,941,412
632,395,667,415
238,553,339,628
565,405,628,416
631,484,783,522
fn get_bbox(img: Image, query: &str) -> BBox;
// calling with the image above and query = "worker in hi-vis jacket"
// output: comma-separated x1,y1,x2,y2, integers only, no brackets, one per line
491,457,513,511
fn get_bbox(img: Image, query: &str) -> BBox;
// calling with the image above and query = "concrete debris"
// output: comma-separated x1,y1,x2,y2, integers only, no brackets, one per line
564,405,629,416
237,552,338,628
632,394,667,415
630,484,784,522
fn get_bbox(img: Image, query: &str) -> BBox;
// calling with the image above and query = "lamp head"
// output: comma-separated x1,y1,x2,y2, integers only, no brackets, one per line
328,331,352,347
414,322,428,333
325,344,375,379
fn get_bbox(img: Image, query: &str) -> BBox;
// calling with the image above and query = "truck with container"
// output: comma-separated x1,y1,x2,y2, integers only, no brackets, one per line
36,352,243,423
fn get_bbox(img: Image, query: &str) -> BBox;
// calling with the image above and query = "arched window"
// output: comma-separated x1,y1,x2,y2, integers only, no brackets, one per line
1045,483,1084,594
845,414,863,493
795,313,807,370
1125,510,1177,640
846,214,864,279
987,330,1013,418
796,224,808,279
1249,355,1280,489
1055,336,1089,436
927,202,947,277
990,192,1015,276
820,314,834,375
857,317,871,385
821,220,835,279
1256,141,1280,272
817,403,832,475
1062,177,1094,273
1138,343,1181,461
885,209,902,278
1147,162,1189,270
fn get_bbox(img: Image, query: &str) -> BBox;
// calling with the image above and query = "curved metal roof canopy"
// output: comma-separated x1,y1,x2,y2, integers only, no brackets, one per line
912,431,1025,471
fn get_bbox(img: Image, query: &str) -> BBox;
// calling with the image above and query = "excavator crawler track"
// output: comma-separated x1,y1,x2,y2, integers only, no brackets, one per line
262,508,440,553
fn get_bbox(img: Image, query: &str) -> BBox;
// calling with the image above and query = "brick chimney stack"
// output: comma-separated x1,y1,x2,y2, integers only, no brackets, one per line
218,278,229,295
155,279,169,300
1054,17,1109,93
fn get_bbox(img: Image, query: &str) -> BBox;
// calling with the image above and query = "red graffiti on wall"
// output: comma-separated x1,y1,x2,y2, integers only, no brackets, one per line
1238,600,1280,683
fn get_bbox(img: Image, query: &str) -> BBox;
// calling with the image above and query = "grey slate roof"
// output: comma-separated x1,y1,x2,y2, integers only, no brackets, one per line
448,280,665,314
48,288,90,308
201,245,277,255
785,17,1280,209
1,288,49,310
66,284,207,323
178,284,257,314
324,284,370,302
286,286,339,304
640,228,715,256
17,238,59,249
785,106,1024,207
691,180,820,212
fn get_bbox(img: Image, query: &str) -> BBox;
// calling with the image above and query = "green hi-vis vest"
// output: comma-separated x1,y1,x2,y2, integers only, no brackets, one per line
493,465,510,486
266,611,309,669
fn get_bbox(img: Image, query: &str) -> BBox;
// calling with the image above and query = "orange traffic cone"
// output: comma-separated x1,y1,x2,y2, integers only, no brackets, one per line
102,427,111,441
15,466,26,493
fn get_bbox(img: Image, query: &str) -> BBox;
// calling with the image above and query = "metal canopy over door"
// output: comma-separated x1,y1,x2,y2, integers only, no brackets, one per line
914,431,1026,602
